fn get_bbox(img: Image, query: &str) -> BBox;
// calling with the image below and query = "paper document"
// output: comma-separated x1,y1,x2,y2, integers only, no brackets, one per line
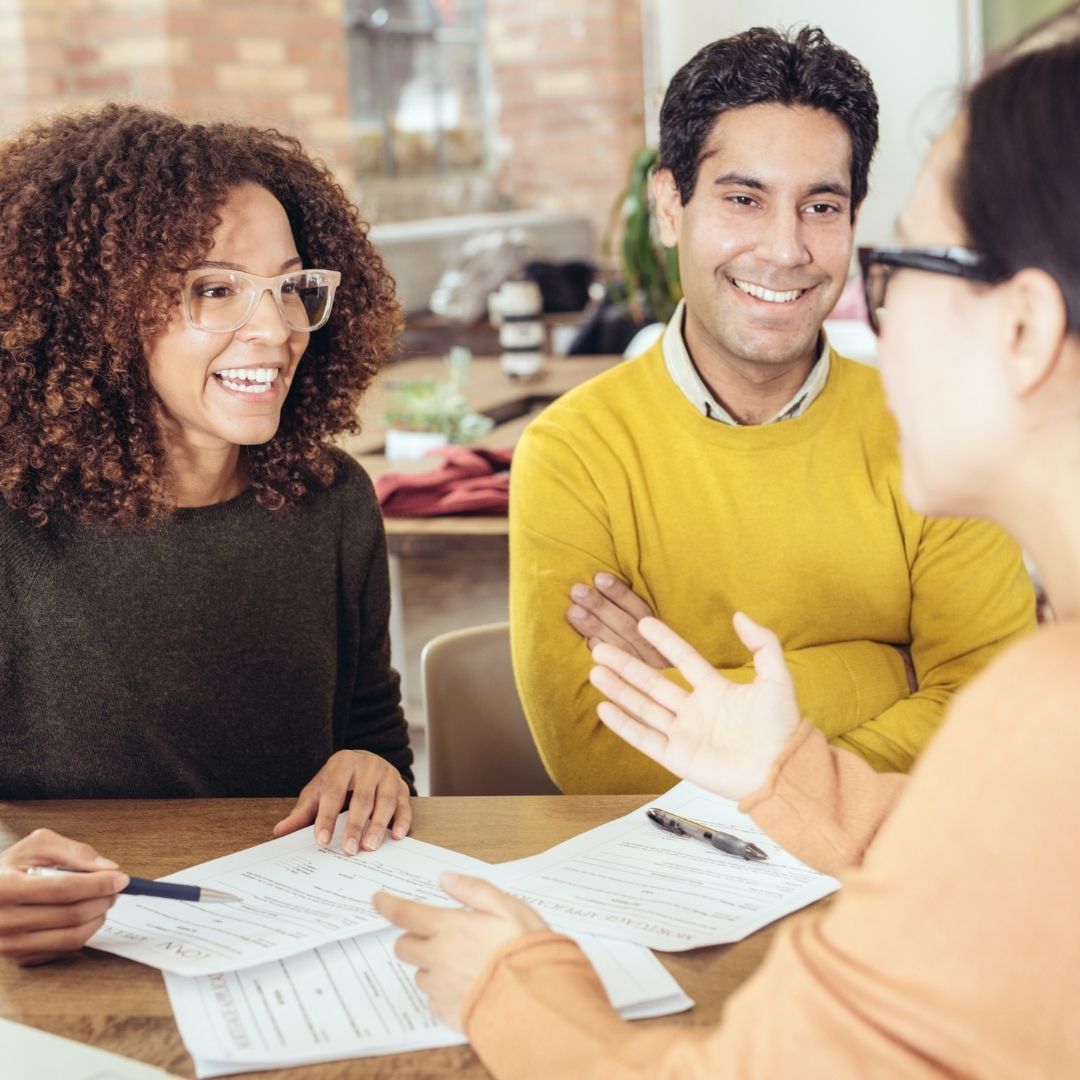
164,927,692,1078
0,1017,178,1080
489,781,839,951
87,822,490,976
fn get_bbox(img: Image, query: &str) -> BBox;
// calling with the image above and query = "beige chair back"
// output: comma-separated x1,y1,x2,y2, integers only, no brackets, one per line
422,621,560,796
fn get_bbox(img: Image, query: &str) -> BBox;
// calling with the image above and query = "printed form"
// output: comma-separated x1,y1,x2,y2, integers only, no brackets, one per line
88,783,836,973
164,928,692,1078
87,827,491,976
490,780,840,951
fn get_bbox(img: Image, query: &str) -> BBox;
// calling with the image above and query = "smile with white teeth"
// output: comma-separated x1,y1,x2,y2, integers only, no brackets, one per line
214,367,279,394
732,278,805,303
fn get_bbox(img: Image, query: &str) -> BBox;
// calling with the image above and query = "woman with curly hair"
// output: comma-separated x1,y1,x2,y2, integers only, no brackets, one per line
0,104,414,964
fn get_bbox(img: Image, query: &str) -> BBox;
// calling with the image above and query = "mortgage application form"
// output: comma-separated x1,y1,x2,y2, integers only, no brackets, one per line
88,824,491,976
490,781,840,951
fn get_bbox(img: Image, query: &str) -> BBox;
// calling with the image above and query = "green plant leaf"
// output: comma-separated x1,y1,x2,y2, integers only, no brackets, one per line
383,377,494,443
604,146,683,324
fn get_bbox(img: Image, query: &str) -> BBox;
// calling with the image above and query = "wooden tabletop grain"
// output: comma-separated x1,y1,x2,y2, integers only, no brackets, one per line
0,796,785,1078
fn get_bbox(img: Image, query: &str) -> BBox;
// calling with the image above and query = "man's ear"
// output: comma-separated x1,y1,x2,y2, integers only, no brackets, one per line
650,168,682,248
1001,268,1068,397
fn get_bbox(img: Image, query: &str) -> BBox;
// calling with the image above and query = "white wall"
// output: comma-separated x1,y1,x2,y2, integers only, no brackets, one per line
642,0,978,246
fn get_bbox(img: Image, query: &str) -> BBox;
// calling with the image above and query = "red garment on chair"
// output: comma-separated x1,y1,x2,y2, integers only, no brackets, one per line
375,446,514,518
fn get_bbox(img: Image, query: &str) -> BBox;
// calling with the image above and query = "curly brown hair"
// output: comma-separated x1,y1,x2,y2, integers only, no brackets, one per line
0,102,400,526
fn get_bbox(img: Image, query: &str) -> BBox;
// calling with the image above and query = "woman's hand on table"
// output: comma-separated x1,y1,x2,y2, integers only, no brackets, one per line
373,873,548,1030
0,829,128,967
273,750,412,854
590,613,801,802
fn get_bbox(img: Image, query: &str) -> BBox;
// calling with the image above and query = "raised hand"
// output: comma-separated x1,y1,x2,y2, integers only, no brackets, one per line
589,612,801,801
566,572,667,667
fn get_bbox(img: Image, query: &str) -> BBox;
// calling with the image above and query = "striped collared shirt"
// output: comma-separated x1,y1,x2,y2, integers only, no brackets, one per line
662,299,830,424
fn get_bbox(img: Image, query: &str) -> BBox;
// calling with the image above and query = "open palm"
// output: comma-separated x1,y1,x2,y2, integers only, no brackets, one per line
589,612,801,801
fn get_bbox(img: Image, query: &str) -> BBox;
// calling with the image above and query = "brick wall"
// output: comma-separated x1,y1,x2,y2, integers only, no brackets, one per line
0,0,351,180
0,0,645,234
486,0,646,238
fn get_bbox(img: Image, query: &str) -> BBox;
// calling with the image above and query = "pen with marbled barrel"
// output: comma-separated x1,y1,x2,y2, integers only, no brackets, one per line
646,807,768,861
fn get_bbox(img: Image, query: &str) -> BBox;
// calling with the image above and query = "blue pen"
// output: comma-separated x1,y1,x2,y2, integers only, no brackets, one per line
26,866,241,903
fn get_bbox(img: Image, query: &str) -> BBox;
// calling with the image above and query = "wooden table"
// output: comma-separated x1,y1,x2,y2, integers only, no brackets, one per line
0,796,787,1078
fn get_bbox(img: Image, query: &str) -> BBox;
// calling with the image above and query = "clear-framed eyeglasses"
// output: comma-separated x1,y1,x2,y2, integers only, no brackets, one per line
182,268,342,334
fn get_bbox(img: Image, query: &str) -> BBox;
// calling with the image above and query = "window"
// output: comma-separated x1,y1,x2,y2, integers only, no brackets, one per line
346,0,487,178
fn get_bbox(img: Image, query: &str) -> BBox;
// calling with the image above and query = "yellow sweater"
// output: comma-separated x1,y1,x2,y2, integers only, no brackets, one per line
509,340,1035,792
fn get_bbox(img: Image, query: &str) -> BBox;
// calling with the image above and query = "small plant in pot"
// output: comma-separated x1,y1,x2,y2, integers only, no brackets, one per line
382,378,494,461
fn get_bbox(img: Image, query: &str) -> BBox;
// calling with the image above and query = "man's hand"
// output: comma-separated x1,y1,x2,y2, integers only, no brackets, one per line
373,873,548,1030
590,613,801,801
0,829,129,967
566,572,667,667
273,750,412,854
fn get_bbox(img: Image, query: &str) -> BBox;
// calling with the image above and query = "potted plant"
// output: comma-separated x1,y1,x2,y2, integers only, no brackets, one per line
608,146,682,326
569,146,682,357
382,377,494,461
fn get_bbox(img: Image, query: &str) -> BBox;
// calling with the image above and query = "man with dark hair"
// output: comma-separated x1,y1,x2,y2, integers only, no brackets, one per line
510,26,1036,794
659,27,878,209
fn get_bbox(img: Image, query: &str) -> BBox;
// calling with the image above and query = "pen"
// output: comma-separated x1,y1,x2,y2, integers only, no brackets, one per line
26,866,241,903
646,808,768,861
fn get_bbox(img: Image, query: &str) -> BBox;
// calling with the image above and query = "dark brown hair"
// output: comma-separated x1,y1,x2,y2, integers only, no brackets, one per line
0,103,400,526
658,26,879,213
955,38,1080,330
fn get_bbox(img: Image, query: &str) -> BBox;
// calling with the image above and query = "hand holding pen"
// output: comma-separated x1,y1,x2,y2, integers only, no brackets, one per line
27,867,240,903
0,828,130,967
1,827,242,967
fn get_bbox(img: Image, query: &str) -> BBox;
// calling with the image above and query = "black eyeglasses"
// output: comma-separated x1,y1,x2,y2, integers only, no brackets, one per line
858,245,1008,335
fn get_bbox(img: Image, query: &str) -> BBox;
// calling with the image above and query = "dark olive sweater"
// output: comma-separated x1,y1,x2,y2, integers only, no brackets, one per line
0,453,413,798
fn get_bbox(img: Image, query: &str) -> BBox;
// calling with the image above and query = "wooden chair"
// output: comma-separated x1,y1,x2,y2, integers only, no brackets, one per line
421,622,560,796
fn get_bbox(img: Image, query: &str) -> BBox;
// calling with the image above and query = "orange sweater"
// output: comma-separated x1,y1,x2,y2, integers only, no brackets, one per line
464,621,1080,1078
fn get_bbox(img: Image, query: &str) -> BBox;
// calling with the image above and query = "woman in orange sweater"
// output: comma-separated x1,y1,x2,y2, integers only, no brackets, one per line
375,39,1080,1077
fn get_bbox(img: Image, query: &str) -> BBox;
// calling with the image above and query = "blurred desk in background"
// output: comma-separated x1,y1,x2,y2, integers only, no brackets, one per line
338,355,620,785
344,353,619,555
342,355,617,462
